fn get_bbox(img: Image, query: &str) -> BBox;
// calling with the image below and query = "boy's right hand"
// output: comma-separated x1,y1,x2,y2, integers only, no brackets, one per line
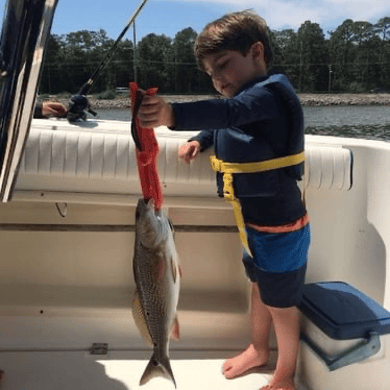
178,141,201,164
137,93,174,128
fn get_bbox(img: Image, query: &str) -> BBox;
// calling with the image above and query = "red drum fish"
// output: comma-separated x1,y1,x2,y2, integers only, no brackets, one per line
132,198,181,387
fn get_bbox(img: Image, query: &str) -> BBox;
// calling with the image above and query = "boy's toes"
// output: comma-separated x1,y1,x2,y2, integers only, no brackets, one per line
221,360,232,374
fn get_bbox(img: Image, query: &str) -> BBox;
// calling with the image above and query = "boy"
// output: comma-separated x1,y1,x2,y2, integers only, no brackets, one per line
137,10,310,390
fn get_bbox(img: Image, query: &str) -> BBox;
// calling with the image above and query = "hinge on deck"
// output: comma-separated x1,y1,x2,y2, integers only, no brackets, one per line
90,343,108,355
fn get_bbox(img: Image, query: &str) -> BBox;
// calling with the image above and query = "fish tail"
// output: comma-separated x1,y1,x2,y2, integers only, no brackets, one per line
140,350,176,388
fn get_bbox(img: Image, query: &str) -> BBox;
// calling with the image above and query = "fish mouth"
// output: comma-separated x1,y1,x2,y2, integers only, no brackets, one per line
136,198,157,221
137,197,154,208
140,197,155,207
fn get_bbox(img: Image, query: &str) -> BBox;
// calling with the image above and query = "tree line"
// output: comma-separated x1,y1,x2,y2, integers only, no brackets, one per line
39,17,390,96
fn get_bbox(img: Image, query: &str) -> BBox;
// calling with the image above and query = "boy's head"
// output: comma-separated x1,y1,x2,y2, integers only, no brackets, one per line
194,10,273,73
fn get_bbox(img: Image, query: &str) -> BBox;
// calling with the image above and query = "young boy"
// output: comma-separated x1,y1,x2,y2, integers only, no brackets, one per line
137,10,310,390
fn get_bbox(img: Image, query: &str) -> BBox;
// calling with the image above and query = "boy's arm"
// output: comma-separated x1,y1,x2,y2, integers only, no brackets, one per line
138,87,279,132
170,88,279,131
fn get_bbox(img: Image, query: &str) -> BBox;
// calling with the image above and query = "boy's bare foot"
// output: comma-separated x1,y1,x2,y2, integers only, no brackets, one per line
222,344,269,379
259,383,296,390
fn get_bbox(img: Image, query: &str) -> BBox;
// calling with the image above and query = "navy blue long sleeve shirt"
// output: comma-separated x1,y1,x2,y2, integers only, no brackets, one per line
171,74,306,226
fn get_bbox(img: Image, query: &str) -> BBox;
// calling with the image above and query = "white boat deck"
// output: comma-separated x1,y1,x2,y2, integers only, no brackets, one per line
0,118,389,390
0,350,284,390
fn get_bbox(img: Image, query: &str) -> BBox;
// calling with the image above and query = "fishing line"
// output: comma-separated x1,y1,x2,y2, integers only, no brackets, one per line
67,0,150,122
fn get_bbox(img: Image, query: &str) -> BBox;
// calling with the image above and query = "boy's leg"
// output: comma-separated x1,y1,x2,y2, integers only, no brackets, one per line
222,283,271,379
263,305,300,390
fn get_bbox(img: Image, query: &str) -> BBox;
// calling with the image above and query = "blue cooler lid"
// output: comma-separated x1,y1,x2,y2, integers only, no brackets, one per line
299,281,390,340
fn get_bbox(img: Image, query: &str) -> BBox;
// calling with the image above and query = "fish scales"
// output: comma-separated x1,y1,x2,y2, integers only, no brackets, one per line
134,252,170,344
132,198,181,388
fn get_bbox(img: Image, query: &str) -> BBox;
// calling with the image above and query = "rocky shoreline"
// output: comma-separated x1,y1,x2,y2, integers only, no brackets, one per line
298,93,390,107
53,93,390,110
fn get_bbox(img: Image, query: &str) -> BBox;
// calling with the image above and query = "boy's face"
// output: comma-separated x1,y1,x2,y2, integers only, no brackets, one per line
203,44,266,98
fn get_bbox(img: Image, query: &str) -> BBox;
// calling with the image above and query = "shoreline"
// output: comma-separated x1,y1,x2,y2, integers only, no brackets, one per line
51,93,390,110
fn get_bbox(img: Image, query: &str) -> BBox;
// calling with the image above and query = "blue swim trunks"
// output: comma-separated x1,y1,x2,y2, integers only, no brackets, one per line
242,222,310,308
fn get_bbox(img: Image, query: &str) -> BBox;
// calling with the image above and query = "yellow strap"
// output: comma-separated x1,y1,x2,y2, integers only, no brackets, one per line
223,172,252,256
210,152,305,257
210,151,305,174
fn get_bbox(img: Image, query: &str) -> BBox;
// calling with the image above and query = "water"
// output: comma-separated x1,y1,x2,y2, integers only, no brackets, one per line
303,106,390,141
95,105,390,142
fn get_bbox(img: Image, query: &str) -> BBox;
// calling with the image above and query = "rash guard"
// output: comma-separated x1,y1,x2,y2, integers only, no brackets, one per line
171,73,306,226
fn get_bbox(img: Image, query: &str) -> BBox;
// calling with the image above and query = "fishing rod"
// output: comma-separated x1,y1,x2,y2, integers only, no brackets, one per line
67,0,150,122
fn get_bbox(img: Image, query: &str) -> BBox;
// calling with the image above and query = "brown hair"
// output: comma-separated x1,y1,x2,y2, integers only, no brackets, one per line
194,10,273,72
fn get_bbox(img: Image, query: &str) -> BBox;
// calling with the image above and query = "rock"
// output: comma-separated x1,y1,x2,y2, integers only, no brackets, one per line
299,93,390,106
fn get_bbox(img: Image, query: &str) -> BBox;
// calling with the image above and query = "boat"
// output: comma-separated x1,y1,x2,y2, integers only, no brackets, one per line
0,1,389,389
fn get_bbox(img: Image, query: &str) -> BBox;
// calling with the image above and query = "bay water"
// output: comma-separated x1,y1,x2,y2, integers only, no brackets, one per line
95,105,390,142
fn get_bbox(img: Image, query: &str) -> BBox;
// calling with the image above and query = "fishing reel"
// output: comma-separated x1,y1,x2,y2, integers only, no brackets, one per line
66,94,97,122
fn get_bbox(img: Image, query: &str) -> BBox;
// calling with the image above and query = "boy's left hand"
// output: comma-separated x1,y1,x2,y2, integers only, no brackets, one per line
138,94,174,128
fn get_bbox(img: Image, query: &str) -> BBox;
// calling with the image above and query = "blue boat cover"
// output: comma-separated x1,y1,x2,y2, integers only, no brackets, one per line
299,281,390,340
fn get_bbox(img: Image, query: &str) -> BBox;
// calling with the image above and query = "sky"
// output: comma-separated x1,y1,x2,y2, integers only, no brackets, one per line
0,0,389,41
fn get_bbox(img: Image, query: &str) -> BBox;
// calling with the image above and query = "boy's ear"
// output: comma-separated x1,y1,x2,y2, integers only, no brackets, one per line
252,41,265,61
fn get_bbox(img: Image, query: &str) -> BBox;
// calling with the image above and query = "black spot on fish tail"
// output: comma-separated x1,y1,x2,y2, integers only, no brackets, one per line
139,351,176,388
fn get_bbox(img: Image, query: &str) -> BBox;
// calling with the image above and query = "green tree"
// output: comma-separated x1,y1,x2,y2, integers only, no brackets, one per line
350,22,380,91
137,33,172,91
113,39,134,88
328,19,357,91
39,15,390,96
296,21,329,92
40,34,63,94
374,17,390,89
172,27,198,93
270,29,300,87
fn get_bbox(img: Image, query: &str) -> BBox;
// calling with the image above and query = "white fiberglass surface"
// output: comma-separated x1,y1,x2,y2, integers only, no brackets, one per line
0,350,282,390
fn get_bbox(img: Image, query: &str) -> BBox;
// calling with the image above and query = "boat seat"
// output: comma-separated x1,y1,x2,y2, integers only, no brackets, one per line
14,119,353,201
298,281,390,371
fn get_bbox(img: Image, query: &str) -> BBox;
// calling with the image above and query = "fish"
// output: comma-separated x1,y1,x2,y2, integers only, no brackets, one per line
132,198,181,387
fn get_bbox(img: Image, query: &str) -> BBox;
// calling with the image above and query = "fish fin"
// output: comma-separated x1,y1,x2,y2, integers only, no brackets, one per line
170,252,182,283
170,316,181,341
168,218,175,239
140,351,176,388
132,290,153,348
170,255,177,283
